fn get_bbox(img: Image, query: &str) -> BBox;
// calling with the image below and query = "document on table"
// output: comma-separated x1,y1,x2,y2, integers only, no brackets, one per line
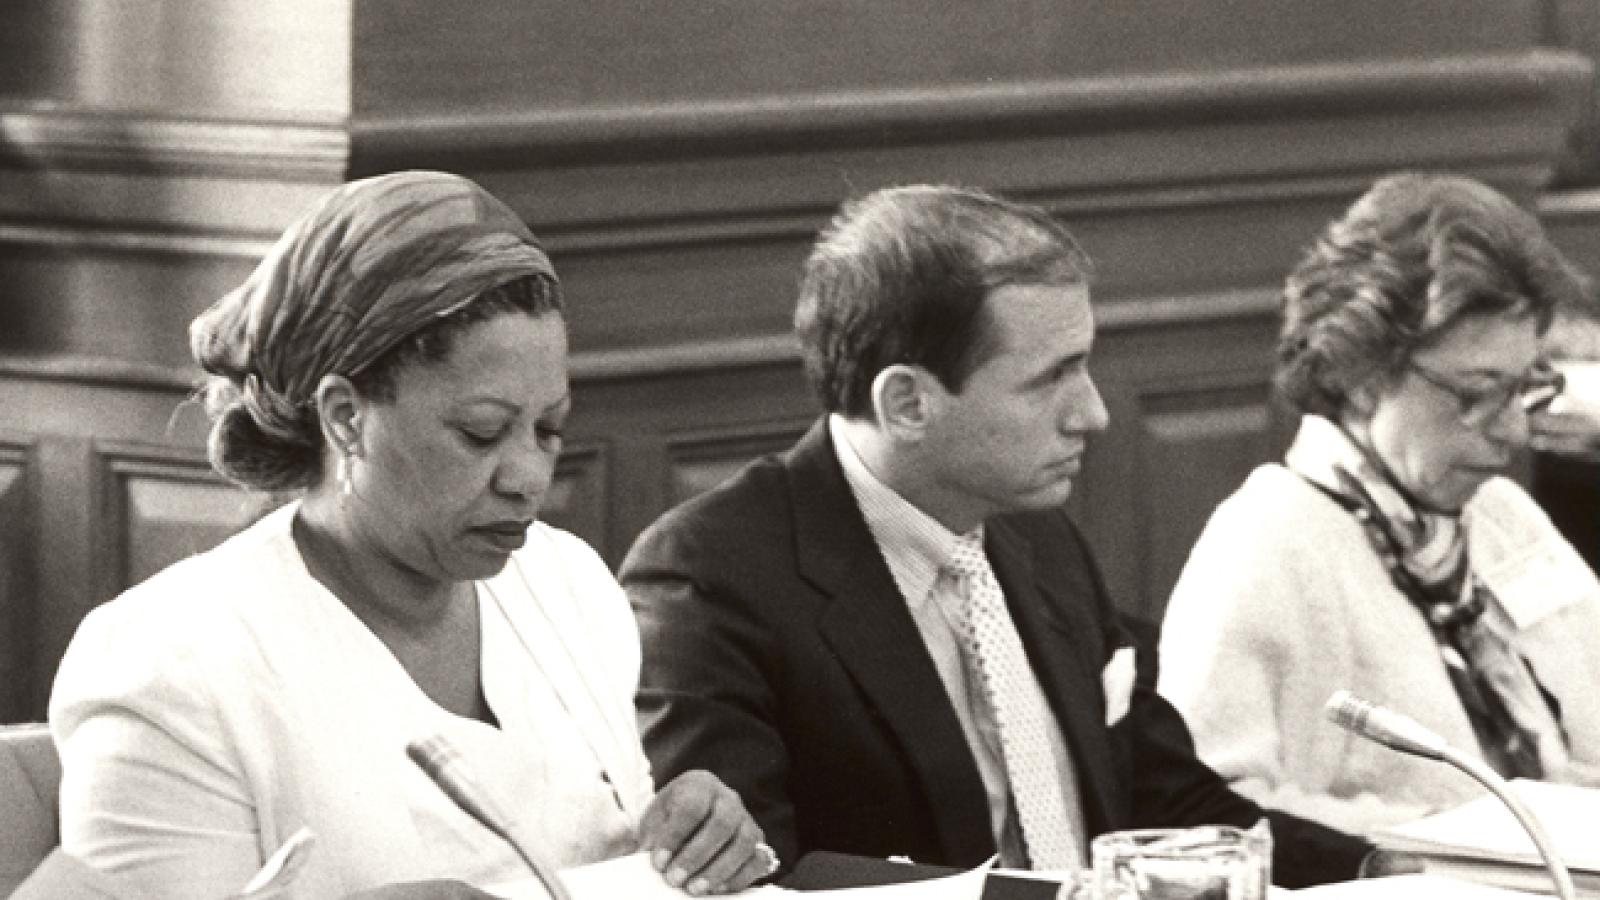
1290,874,1543,898
1368,779,1600,896
485,851,992,900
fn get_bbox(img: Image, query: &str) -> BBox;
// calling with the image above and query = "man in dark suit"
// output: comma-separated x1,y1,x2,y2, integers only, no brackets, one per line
622,185,1371,887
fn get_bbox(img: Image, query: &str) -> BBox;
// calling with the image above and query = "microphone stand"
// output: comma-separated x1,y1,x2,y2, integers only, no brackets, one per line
407,736,577,900
1325,691,1576,900
1426,745,1578,900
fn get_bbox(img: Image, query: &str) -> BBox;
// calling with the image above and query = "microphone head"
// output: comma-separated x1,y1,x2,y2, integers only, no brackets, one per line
1324,689,1370,733
406,734,457,781
1322,690,1447,761
407,734,511,838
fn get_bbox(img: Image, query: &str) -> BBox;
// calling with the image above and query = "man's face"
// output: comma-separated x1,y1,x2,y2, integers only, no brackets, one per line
918,282,1108,530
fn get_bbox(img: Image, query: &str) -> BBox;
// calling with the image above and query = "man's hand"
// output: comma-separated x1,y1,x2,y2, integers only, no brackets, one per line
639,770,774,895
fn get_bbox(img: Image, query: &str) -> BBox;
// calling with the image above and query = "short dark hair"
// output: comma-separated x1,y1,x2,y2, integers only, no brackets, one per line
795,185,1093,418
204,274,562,492
1276,173,1588,418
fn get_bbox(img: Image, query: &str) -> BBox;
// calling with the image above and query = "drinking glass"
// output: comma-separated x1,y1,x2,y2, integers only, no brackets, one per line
1084,821,1271,900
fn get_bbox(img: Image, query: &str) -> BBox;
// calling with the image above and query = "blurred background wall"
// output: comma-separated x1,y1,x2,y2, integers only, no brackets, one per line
1,0,1597,721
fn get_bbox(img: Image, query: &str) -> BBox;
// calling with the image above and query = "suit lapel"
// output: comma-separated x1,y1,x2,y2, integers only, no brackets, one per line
985,520,1119,836
787,421,995,861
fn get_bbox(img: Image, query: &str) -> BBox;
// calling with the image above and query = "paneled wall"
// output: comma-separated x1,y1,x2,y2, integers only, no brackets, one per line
1,0,1596,721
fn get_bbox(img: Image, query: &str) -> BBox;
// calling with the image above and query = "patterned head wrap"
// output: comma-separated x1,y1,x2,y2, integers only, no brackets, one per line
190,170,558,443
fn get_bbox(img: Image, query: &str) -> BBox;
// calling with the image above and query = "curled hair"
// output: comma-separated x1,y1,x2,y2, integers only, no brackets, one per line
201,274,562,492
1276,173,1589,418
796,184,1092,418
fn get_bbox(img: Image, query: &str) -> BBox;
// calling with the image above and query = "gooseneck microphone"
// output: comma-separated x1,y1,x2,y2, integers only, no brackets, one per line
1324,691,1576,900
407,735,576,900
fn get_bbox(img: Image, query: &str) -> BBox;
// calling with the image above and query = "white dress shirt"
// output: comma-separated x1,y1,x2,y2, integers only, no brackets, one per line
829,415,1085,866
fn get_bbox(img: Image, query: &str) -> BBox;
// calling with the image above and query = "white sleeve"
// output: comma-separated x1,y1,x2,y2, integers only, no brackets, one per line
1156,491,1433,835
50,595,262,899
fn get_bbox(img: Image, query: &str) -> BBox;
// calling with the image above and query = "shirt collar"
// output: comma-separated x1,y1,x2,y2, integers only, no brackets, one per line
828,414,971,610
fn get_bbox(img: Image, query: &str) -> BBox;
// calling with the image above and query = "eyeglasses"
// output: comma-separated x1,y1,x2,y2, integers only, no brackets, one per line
1406,360,1565,428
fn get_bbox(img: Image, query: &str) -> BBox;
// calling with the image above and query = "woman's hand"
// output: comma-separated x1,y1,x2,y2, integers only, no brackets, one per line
1532,363,1600,459
342,880,501,899
1531,407,1600,458
639,769,773,896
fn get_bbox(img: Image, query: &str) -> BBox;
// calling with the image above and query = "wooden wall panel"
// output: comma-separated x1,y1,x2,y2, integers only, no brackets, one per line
0,247,257,363
99,444,262,594
28,435,106,716
0,438,38,721
1550,0,1600,184
538,443,612,561
1545,190,1600,275
361,52,1590,359
353,0,1540,114
1069,291,1288,622
1131,382,1277,625
667,421,813,507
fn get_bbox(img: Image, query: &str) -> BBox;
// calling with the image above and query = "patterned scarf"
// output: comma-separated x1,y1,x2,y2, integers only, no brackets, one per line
1286,415,1569,779
189,171,558,438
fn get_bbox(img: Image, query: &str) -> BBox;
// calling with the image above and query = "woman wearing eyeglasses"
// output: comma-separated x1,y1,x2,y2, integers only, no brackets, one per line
1155,173,1600,835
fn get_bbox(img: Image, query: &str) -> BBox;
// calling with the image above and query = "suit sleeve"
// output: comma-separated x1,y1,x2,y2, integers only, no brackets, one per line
623,522,801,868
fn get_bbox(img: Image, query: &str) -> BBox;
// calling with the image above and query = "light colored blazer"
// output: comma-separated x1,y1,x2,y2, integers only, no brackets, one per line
50,503,654,900
11,850,150,900
1158,467,1600,836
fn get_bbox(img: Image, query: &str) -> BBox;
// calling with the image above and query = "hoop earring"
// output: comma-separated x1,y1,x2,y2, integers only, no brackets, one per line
337,452,354,498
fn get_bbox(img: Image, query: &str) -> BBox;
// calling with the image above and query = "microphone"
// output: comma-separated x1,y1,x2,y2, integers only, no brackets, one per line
1324,690,1449,761
407,735,576,900
1323,691,1577,900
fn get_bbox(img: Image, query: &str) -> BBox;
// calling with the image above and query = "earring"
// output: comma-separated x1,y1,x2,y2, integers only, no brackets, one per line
337,452,354,497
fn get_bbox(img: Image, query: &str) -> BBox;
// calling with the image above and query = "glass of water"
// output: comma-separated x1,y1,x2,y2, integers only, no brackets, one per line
1086,821,1271,900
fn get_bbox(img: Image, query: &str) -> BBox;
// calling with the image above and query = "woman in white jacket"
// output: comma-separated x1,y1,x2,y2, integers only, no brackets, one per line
1158,173,1600,836
50,172,770,900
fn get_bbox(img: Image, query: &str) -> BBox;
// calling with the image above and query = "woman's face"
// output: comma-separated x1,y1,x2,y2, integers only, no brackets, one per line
349,311,570,583
1351,310,1542,513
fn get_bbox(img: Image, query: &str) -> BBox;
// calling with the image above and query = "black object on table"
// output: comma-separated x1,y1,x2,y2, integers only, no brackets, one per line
779,851,1064,898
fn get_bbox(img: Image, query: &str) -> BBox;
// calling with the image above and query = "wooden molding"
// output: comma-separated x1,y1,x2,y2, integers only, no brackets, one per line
2,50,1586,281
0,287,1278,394
354,51,1590,168
1541,186,1600,217
0,221,276,259
342,50,1594,260
665,417,814,505
0,108,348,180
0,355,201,393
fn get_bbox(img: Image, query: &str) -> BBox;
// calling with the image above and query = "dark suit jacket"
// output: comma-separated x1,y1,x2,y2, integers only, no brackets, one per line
622,420,1369,888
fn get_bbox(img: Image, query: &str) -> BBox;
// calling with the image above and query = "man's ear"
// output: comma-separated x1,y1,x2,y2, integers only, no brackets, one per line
871,364,934,439
314,374,364,458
